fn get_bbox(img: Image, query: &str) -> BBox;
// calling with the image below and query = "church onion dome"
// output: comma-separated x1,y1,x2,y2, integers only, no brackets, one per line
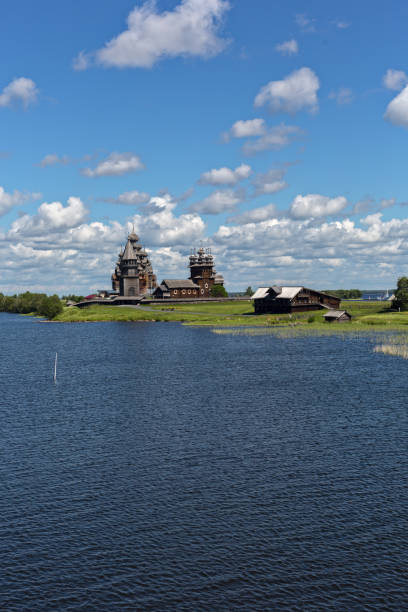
214,274,224,285
128,231,139,241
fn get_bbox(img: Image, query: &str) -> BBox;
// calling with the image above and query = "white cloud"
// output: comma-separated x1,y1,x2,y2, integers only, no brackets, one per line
223,118,302,155
72,51,89,71
39,154,71,168
198,163,251,185
74,0,231,70
328,87,353,105
4,191,408,292
295,14,316,32
0,191,206,293
134,193,205,245
81,152,145,177
190,188,244,214
275,39,298,56
104,190,150,205
289,194,348,218
0,187,40,217
254,67,320,114
227,203,278,225
252,168,288,196
0,77,39,109
383,69,408,91
243,124,302,155
9,197,89,236
384,85,408,127
224,118,266,142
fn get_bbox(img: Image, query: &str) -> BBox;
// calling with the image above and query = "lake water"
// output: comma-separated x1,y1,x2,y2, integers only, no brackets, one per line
0,313,407,610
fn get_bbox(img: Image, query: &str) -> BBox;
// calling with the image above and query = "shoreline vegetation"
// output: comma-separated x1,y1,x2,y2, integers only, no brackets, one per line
2,292,408,331
52,299,408,326
3,293,408,358
45,299,408,329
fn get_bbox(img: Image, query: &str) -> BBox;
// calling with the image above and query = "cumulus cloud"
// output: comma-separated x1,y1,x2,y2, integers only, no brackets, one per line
223,118,266,141
243,124,302,155
212,211,408,288
81,152,145,177
134,193,205,244
328,87,353,105
149,246,186,275
103,190,150,205
190,188,244,214
0,187,41,217
4,190,408,292
8,197,89,237
39,154,71,168
0,191,207,293
198,163,251,185
252,168,288,196
289,194,348,218
254,67,320,114
0,77,39,109
223,118,302,155
227,203,278,225
383,69,408,91
74,0,231,70
275,39,298,55
384,85,408,127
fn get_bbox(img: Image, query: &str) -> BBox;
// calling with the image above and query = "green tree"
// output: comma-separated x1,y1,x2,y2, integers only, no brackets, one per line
210,285,228,297
393,277,408,310
38,295,63,319
62,294,84,303
244,286,253,296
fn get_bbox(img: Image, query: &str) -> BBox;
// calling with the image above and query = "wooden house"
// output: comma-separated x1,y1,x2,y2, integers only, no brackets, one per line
251,286,341,314
153,279,200,299
323,310,352,323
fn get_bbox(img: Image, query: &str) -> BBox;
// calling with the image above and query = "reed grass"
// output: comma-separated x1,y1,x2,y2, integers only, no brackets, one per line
374,344,408,359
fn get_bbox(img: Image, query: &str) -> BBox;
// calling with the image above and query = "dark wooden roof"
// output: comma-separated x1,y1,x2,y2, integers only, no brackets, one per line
162,279,200,289
323,310,351,318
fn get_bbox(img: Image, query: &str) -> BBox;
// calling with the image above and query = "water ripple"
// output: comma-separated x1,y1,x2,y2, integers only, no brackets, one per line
0,314,407,610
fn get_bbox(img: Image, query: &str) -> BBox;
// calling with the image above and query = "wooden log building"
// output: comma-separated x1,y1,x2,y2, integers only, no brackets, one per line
252,286,341,314
153,246,225,299
323,310,352,323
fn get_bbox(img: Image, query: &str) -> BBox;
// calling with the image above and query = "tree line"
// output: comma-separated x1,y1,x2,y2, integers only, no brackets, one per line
0,292,63,319
323,289,362,299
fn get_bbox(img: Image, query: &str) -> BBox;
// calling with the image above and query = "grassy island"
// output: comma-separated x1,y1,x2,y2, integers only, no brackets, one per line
51,299,408,330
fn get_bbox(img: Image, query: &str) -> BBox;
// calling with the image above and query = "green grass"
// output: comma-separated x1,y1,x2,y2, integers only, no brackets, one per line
148,301,253,314
52,299,408,331
54,304,270,326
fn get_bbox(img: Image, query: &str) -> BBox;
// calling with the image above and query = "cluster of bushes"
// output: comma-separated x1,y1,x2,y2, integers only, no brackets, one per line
0,291,63,319
324,289,362,299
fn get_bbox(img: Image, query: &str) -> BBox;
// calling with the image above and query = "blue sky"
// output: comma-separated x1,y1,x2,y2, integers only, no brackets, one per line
1,0,408,293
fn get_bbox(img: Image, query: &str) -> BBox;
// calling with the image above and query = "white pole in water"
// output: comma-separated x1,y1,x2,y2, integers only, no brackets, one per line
54,352,58,383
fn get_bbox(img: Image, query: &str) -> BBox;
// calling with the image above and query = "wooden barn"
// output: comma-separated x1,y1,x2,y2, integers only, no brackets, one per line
251,286,341,314
323,310,352,323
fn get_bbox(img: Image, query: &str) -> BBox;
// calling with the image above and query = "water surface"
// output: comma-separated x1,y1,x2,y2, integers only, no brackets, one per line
0,313,407,610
